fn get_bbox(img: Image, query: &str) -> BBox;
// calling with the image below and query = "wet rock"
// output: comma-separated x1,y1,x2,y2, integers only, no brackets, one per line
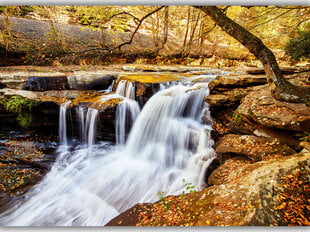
215,134,296,161
236,87,310,132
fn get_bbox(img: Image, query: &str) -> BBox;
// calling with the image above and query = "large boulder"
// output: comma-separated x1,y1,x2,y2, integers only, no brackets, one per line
115,152,310,226
215,134,296,161
236,87,310,132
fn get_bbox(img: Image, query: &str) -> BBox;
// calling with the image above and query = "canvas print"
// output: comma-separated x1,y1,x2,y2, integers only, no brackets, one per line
0,5,309,227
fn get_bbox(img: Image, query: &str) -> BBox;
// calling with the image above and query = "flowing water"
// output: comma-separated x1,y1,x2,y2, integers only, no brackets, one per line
0,75,216,226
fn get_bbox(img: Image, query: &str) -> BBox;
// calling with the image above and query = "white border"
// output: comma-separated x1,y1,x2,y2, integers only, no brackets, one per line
0,1,309,232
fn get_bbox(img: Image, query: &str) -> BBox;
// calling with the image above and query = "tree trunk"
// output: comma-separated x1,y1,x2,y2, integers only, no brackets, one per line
195,6,310,103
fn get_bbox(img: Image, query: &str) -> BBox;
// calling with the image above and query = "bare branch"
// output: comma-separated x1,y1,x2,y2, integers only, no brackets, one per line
106,12,140,24
116,6,165,50
249,9,294,30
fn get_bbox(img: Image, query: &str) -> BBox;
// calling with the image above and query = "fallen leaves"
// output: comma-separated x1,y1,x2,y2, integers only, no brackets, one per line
274,171,310,226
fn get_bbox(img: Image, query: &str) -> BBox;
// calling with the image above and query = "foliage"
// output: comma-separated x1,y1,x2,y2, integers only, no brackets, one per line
0,6,309,64
232,113,243,121
182,179,197,194
0,6,34,16
285,31,310,60
157,191,170,212
0,96,36,126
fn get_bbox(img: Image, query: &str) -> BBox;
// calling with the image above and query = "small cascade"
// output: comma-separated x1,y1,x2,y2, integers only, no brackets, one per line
115,80,140,145
115,99,140,145
0,74,216,226
59,101,71,146
84,108,99,147
115,80,135,99
59,103,99,148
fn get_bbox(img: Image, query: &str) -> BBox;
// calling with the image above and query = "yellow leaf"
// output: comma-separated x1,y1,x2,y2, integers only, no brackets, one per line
206,220,211,224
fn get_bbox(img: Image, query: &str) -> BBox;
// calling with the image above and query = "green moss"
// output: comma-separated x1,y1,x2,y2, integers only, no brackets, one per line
0,95,37,126
232,113,243,121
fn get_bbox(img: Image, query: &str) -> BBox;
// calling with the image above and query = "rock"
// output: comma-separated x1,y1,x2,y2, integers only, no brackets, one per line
22,76,69,91
67,72,116,90
0,72,64,89
205,88,249,108
106,203,153,226
208,156,252,186
209,74,267,88
205,94,230,107
0,82,6,89
245,66,310,75
215,134,296,161
300,141,310,152
236,87,310,132
123,152,310,226
253,127,301,150
195,152,310,226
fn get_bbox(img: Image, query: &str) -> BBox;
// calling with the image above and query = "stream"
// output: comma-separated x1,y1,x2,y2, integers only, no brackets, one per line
0,74,216,226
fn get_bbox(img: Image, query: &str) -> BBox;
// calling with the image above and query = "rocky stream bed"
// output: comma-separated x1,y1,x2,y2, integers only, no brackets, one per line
0,64,309,226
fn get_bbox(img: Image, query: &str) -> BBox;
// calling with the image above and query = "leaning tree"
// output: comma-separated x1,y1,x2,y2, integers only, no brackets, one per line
194,6,310,103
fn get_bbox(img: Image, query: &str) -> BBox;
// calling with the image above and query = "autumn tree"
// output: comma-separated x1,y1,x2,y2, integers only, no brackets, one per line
195,6,310,103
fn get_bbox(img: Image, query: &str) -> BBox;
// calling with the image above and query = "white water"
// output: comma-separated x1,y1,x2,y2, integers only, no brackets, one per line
59,101,71,146
115,80,141,145
0,77,216,226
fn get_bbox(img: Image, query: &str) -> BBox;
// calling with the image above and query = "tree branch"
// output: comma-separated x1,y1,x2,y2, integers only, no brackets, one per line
116,6,165,50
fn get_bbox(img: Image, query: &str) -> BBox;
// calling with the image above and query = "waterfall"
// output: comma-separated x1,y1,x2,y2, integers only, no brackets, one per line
0,75,216,226
115,80,135,99
59,103,99,147
59,101,71,146
115,80,140,145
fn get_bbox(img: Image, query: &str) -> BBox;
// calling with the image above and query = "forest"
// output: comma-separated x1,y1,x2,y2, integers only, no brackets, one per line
0,5,309,227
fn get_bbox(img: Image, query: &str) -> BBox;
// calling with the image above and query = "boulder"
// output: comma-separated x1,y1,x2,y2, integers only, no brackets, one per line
195,152,310,226
215,134,296,161
236,87,310,132
208,156,252,186
113,152,310,226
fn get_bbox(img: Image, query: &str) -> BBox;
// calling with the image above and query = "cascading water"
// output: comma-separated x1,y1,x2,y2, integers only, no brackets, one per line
0,75,216,226
59,101,71,146
115,80,140,145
